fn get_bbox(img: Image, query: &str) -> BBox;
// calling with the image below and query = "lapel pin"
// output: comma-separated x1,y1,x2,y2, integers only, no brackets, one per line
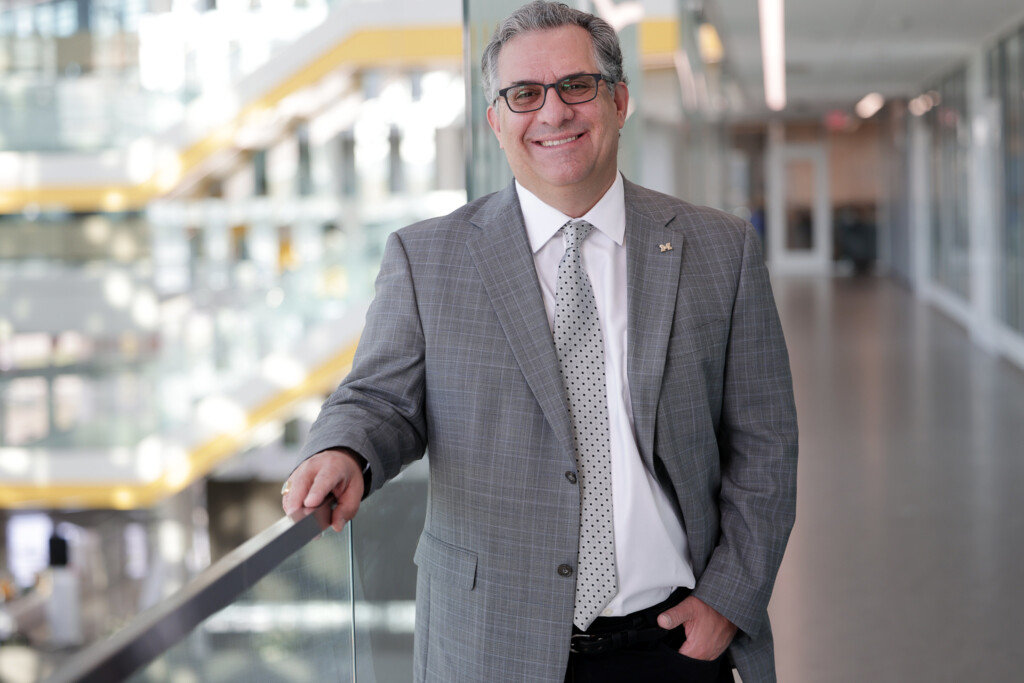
659,242,673,252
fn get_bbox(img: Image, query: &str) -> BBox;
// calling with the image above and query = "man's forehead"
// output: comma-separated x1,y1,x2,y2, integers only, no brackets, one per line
496,26,598,83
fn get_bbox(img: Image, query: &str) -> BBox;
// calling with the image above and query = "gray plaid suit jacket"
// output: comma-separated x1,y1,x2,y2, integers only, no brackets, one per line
301,179,798,683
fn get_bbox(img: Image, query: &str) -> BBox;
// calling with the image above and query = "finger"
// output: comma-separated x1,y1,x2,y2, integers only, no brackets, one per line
304,462,343,508
331,504,349,532
678,632,723,662
332,475,365,531
677,638,708,660
676,618,710,659
657,598,695,629
282,463,316,514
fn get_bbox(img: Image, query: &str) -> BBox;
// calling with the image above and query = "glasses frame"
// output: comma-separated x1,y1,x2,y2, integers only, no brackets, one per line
495,73,613,113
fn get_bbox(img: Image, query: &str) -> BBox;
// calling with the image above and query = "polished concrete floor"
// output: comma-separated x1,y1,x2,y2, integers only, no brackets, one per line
768,276,1024,682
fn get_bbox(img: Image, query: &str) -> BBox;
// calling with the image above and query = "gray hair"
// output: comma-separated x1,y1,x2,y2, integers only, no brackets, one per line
481,1,626,105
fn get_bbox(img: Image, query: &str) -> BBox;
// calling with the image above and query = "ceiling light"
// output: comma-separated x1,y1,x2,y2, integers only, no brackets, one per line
262,353,306,389
102,191,126,212
758,0,786,111
855,92,884,119
164,447,192,488
103,271,134,308
132,290,159,329
113,488,135,509
908,95,931,117
83,216,111,244
158,521,186,564
0,448,30,476
197,395,247,434
136,436,165,483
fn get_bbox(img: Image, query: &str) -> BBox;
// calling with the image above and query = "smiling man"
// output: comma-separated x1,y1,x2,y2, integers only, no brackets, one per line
282,2,797,682
485,24,627,217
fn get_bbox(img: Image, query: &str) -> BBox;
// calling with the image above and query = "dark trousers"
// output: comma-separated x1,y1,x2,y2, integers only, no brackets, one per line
564,588,733,683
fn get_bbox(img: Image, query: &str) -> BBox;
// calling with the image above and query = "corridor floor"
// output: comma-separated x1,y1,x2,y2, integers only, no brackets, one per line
768,276,1024,682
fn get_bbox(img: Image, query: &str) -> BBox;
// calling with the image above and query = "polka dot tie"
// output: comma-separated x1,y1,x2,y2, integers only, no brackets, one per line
553,219,618,630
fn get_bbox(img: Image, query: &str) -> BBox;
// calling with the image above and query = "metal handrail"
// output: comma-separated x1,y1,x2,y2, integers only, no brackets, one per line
46,499,338,683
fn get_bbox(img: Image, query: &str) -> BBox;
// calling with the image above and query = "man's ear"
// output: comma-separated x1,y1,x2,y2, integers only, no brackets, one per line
486,104,504,148
614,82,629,128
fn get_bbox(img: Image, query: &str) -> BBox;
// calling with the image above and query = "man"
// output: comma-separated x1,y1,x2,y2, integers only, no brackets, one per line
282,2,797,681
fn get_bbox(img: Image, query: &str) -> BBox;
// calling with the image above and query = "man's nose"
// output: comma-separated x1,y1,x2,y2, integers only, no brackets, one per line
535,88,574,126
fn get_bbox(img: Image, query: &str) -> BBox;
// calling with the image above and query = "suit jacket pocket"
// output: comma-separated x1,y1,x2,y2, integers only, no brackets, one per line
413,530,477,590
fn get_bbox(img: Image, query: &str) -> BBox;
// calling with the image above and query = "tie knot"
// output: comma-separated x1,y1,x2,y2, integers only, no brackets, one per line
562,220,594,252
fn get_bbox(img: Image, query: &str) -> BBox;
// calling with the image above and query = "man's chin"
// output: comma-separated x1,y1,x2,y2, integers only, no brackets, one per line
527,167,593,190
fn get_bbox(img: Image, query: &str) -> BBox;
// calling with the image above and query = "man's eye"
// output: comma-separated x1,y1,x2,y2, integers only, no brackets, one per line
562,80,588,91
512,87,540,101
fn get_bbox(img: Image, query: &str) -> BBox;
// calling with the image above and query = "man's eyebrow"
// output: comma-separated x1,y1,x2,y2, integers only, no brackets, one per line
506,72,592,87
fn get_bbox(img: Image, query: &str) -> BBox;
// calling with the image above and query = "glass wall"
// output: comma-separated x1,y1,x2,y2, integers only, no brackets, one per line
878,103,912,285
463,0,516,199
926,68,971,300
992,28,1024,332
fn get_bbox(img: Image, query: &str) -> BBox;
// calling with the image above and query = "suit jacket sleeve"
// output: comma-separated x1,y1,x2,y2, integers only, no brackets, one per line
691,224,798,637
300,231,428,492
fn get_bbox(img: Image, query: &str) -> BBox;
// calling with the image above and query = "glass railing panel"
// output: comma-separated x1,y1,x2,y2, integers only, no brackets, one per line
127,526,354,683
46,500,353,683
349,459,427,683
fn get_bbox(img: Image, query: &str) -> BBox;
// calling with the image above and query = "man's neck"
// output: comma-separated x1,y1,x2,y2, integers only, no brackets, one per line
518,173,619,218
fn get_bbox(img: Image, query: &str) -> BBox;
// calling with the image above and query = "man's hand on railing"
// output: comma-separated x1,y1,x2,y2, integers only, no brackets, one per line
281,449,365,531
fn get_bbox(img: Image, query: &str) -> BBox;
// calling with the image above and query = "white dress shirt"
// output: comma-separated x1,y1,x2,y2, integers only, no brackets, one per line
516,174,696,616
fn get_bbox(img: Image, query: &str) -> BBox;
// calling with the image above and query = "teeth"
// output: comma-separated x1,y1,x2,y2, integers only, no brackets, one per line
539,135,579,147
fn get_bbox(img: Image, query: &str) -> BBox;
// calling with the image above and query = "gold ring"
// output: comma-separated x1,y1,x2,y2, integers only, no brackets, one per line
281,480,292,496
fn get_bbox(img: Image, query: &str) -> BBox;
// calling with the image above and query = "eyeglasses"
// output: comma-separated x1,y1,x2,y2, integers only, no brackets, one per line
495,73,612,113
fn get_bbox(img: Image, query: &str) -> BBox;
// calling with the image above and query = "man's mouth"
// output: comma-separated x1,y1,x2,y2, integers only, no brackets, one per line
537,133,581,147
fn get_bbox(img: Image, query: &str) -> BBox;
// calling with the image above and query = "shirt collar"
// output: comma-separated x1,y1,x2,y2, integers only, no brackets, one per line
516,173,626,254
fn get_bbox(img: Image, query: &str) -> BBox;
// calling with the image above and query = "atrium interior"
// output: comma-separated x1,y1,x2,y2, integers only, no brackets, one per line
2,0,1024,680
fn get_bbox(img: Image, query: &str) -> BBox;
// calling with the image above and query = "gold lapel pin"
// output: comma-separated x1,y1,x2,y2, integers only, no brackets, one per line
659,242,673,252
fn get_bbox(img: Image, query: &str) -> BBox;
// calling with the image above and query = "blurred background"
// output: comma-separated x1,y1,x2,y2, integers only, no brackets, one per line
1,0,1023,680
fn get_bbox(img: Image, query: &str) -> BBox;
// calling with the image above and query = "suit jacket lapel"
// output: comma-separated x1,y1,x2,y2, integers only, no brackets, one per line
466,184,576,463
624,180,683,470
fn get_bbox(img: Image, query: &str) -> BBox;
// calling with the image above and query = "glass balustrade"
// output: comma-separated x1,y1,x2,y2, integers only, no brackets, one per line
35,455,438,683
348,460,426,683
48,500,354,683
38,460,431,683
127,525,354,682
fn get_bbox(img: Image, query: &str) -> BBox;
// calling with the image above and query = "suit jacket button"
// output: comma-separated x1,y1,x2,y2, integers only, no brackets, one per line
557,564,573,577
565,471,577,484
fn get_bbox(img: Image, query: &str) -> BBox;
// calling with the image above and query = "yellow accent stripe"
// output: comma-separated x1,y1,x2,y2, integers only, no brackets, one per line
0,19,680,215
640,18,680,56
0,186,153,215
0,340,358,510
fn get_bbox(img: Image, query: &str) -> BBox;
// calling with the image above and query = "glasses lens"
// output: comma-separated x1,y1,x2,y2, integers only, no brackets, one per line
507,84,544,111
558,76,599,103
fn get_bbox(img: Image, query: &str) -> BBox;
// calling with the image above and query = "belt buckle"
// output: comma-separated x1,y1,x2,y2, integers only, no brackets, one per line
570,633,610,655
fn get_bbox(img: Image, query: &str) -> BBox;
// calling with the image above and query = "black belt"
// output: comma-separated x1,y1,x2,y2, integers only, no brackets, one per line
569,587,690,656
570,626,668,655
